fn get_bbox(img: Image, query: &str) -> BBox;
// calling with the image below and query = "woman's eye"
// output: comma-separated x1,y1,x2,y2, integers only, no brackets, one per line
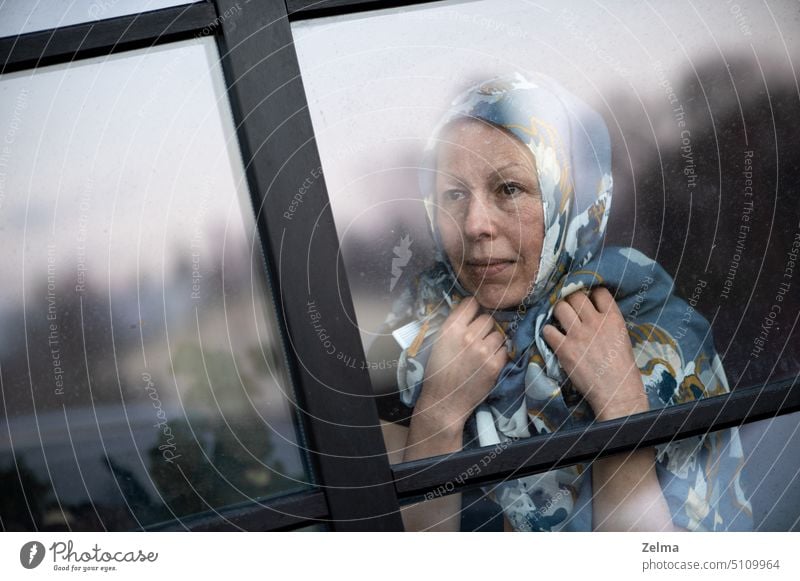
443,189,466,202
501,183,524,196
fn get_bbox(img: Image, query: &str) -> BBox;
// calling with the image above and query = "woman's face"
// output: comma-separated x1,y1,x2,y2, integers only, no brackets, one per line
435,118,545,311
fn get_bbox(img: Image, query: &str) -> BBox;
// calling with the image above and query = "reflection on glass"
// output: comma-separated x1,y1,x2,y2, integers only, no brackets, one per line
293,0,799,531
0,37,309,531
0,0,192,37
436,414,800,532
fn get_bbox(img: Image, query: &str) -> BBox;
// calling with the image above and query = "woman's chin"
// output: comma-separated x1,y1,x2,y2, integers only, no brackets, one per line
471,288,524,311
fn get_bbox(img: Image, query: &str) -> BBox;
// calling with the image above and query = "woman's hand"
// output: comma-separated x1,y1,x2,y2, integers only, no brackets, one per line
542,287,680,531
415,296,509,435
542,287,648,421
401,296,507,531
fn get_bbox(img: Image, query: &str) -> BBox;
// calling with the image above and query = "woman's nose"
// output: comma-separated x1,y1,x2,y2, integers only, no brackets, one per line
462,194,495,240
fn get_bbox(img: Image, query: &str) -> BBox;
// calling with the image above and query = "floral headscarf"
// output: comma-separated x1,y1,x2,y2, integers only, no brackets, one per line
389,73,751,531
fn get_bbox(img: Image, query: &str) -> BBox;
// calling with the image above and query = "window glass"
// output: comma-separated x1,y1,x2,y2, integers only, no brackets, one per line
293,0,799,532
739,415,800,531
293,0,799,395
0,0,193,37
0,37,311,531
397,418,792,532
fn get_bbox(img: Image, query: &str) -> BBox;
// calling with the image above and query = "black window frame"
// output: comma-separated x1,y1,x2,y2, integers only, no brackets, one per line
1,0,798,532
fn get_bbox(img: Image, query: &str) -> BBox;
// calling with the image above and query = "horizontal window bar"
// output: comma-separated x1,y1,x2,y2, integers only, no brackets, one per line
392,377,800,500
1,2,218,74
150,490,329,532
286,0,443,20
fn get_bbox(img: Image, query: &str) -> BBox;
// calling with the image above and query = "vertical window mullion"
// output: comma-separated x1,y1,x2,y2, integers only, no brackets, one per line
213,0,403,530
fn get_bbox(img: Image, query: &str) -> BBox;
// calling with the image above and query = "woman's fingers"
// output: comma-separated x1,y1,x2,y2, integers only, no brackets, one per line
590,286,615,313
552,299,580,332
488,331,510,364
564,291,598,322
555,288,615,333
468,313,497,340
447,295,480,328
487,330,506,352
542,323,567,354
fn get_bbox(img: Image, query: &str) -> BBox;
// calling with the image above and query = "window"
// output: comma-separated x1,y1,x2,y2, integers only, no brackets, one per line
293,0,800,397
292,0,800,531
0,36,311,531
0,0,797,532
0,0,192,37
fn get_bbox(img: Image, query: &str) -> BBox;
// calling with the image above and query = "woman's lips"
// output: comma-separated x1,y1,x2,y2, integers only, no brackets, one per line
464,260,514,278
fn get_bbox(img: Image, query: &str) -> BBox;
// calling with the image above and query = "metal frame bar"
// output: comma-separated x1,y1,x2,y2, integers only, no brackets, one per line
0,2,219,74
393,378,800,500
213,0,403,531
286,0,442,20
1,0,798,532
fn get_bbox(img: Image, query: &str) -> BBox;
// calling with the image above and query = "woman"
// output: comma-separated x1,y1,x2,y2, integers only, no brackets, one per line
379,73,751,532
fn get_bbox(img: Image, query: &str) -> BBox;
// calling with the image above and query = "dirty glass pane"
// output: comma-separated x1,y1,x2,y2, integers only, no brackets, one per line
0,37,311,531
0,0,193,37
394,416,796,532
293,0,800,532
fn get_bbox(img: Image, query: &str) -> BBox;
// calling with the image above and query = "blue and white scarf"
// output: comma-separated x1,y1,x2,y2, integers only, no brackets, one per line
390,73,751,531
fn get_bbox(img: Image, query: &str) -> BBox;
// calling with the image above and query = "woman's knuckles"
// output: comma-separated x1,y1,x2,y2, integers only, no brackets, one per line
475,343,491,358
481,359,504,379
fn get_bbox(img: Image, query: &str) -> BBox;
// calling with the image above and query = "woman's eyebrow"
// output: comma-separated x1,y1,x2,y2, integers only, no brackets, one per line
489,163,539,187
490,162,533,176
437,172,470,188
